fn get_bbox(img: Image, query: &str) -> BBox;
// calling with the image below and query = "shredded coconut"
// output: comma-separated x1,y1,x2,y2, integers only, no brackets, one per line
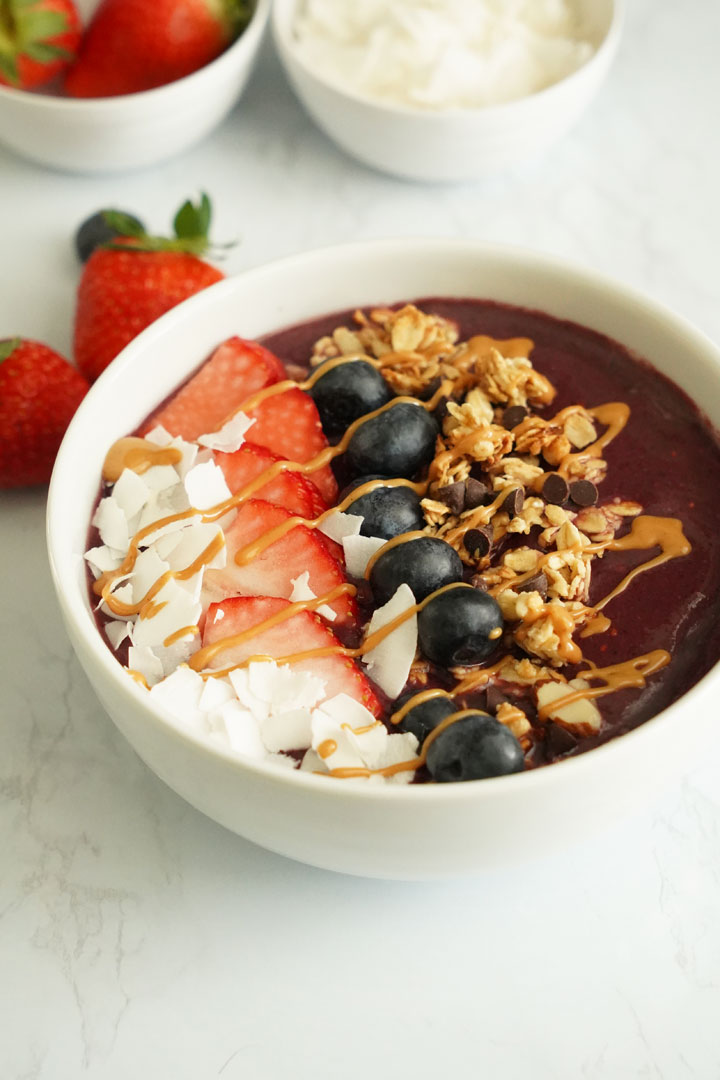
293,0,596,110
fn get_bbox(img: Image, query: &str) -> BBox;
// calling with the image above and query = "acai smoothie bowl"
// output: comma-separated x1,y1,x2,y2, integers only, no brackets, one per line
47,241,720,879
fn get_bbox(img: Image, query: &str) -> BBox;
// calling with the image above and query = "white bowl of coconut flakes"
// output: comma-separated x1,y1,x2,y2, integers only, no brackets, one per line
272,0,624,182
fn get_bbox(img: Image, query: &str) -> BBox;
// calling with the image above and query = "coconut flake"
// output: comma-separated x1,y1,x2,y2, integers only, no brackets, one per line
127,645,164,687
105,619,132,650
184,461,233,511
113,468,151,520
319,510,364,544
131,578,202,649
362,583,417,697
342,534,387,578
197,412,255,453
84,545,124,578
148,664,205,725
262,708,313,753
216,700,267,758
93,496,130,552
131,548,171,604
289,571,337,622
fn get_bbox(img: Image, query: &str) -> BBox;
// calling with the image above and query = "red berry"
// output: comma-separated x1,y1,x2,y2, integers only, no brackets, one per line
73,194,225,383
204,498,358,626
0,338,88,488
143,337,285,442
64,0,251,98
202,595,383,716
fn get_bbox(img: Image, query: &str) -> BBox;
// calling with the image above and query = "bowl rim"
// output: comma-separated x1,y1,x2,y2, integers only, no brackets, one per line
47,236,720,805
0,0,271,110
272,0,625,119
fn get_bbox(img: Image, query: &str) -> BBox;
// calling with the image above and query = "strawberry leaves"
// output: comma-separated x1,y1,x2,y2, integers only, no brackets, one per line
0,337,22,364
0,0,76,86
105,193,220,257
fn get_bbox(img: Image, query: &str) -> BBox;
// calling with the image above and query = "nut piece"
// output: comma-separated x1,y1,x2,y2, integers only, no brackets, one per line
536,680,602,734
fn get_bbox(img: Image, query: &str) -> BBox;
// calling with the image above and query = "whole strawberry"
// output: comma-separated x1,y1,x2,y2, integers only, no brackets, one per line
0,0,81,90
0,338,88,488
73,194,225,383
64,0,251,98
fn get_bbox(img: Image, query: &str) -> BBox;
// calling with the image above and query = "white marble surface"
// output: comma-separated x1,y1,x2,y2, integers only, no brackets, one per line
2,1,720,1076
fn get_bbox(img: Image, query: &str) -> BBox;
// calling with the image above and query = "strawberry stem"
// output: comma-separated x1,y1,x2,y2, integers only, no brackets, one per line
104,193,224,258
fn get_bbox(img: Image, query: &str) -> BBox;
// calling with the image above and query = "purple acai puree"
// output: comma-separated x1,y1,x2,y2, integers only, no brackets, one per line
261,297,720,757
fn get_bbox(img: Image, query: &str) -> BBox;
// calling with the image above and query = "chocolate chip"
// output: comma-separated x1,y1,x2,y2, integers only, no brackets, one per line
515,570,548,598
464,526,493,558
542,473,569,505
502,404,528,429
464,477,489,510
423,376,443,400
435,481,466,516
502,488,524,518
469,462,489,484
569,479,598,507
434,396,451,422
545,721,578,757
485,685,510,713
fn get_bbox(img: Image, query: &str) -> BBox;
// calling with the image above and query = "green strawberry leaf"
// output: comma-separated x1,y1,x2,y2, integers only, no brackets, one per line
0,52,19,84
102,210,146,239
224,0,253,37
21,40,71,62
0,337,21,364
173,193,212,244
15,7,70,44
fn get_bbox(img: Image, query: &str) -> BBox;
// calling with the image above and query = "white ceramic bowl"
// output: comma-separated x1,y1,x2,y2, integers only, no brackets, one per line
272,0,624,182
0,0,270,174
47,240,720,879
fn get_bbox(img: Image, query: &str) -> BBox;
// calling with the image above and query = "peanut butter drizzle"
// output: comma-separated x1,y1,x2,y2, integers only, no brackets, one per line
558,402,630,477
326,708,481,780
517,602,583,664
388,687,453,725
125,669,150,690
536,649,671,722
102,437,183,484
193,582,472,678
595,515,691,611
342,720,383,736
363,530,432,580
580,613,612,638
223,354,380,421
96,529,226,618
163,624,200,647
317,739,337,759
232,478,432,568
466,334,535,360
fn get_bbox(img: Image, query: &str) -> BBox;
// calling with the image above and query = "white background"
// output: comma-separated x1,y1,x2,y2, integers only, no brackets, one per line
2,2,720,1077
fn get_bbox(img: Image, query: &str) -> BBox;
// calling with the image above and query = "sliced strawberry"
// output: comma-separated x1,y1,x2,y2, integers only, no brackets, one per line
243,388,338,504
214,441,327,519
204,499,357,625
142,337,286,441
202,596,383,718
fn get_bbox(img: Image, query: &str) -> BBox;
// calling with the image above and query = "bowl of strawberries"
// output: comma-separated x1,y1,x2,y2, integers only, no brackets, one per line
46,238,720,879
0,0,270,172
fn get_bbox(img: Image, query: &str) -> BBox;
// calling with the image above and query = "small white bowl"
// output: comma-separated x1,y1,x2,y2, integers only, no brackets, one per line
272,0,624,182
47,240,720,879
0,0,270,174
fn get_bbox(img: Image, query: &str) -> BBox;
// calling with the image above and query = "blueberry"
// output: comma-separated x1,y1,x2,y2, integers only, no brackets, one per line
309,360,392,439
75,209,145,263
394,692,457,744
345,401,438,479
341,476,425,539
426,712,525,782
369,536,463,605
418,586,503,667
